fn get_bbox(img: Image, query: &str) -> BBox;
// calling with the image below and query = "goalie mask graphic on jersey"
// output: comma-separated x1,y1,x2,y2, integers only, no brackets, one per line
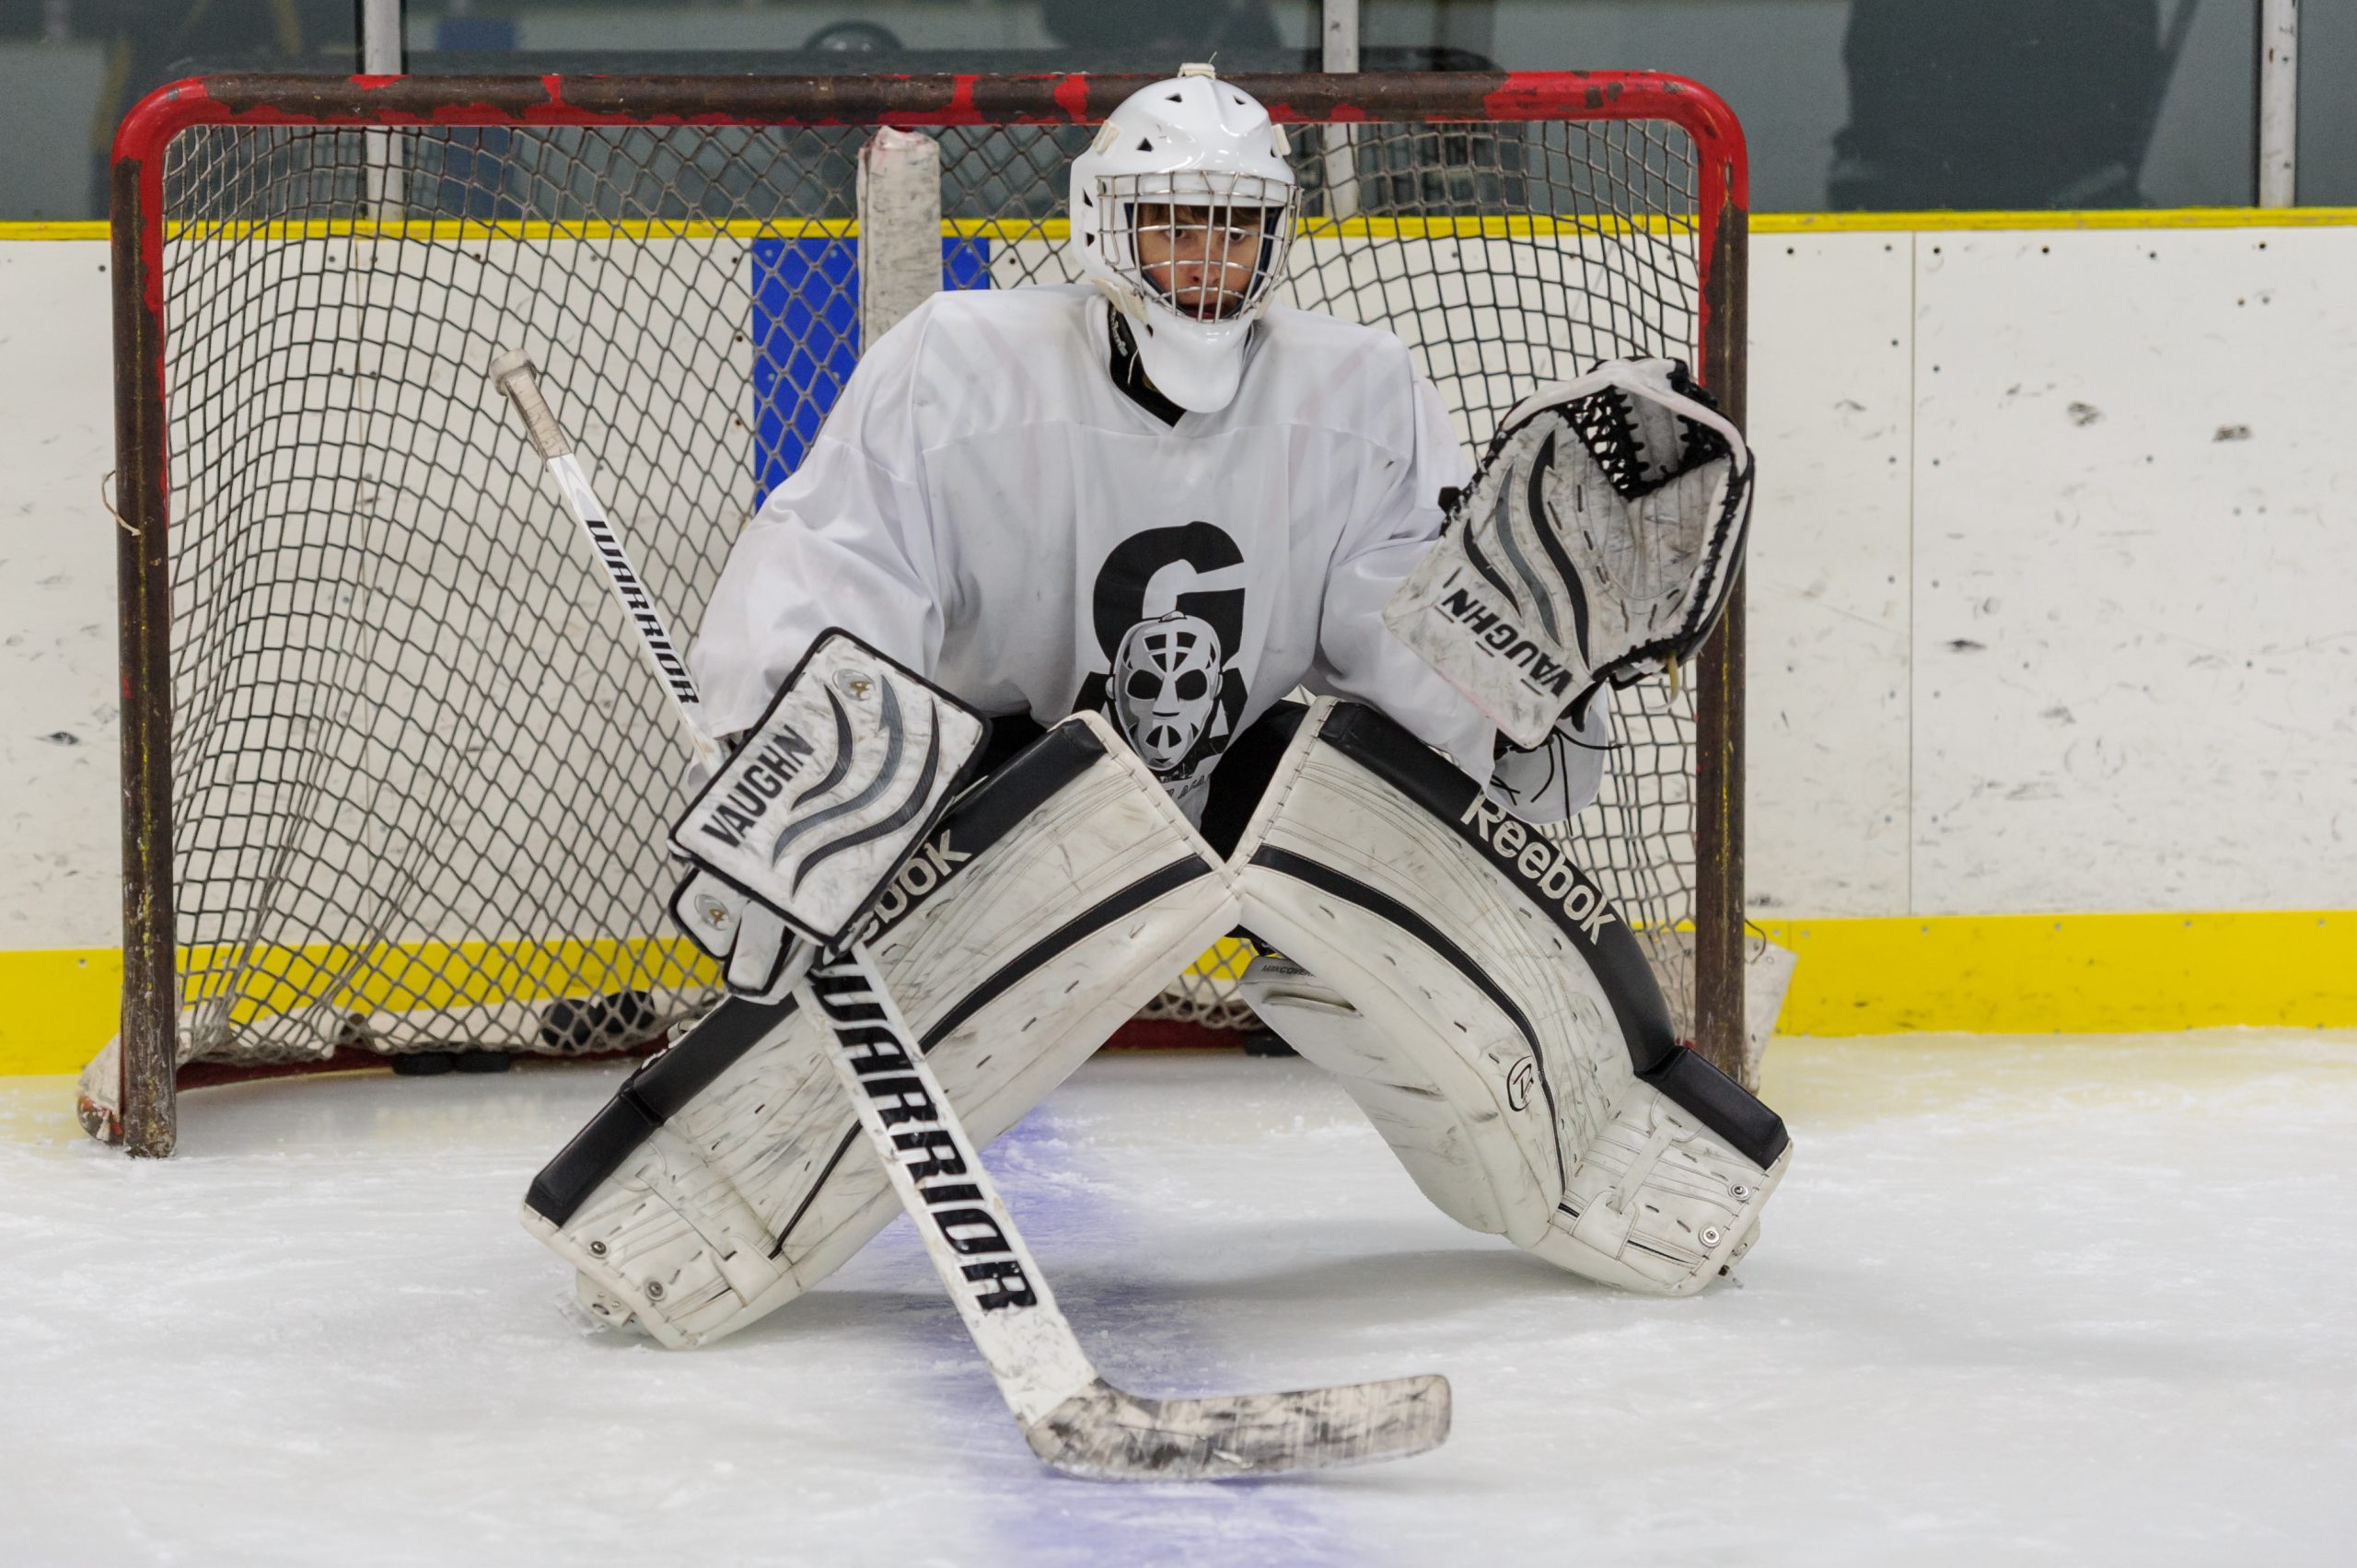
1074,522,1251,808
1112,612,1224,772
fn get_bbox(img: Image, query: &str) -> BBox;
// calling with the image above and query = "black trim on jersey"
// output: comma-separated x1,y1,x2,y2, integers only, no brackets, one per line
1107,308,1187,428
525,719,1113,1229
1248,843,1565,1192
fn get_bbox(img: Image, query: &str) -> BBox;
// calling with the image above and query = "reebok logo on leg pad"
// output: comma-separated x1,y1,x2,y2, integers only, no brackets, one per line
1456,793,1619,941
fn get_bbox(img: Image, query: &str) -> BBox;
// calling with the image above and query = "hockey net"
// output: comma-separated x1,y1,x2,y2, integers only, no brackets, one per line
99,73,1748,1152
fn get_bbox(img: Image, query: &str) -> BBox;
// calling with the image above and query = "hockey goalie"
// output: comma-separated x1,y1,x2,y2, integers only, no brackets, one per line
524,65,1790,1354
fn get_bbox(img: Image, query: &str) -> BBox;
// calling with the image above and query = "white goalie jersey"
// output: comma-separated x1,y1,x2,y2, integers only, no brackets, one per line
693,283,1494,817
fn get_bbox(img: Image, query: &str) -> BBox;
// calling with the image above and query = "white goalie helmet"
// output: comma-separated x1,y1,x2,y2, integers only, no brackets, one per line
1068,64,1299,413
1112,611,1225,772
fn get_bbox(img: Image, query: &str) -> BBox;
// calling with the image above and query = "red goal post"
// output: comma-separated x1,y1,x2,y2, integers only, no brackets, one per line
105,71,1749,1156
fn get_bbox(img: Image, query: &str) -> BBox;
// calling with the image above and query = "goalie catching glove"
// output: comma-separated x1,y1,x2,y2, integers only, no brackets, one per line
667,631,984,1001
1383,358,1753,749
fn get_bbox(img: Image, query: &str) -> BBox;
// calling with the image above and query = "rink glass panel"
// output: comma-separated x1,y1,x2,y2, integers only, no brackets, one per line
110,74,1748,1151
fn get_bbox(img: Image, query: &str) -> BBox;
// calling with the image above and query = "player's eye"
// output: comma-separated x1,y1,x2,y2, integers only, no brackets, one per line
1127,671,1160,700
1175,670,1209,701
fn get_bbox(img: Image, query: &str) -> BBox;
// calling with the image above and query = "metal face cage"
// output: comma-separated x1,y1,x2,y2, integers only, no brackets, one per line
1093,170,1299,322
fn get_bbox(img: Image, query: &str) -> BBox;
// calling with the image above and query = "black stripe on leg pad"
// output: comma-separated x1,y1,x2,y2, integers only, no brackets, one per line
1639,1043,1791,1170
523,717,1114,1229
856,716,1109,947
1248,845,1566,1191
765,854,1212,1256
918,858,1209,1051
1309,702,1681,1075
524,993,799,1226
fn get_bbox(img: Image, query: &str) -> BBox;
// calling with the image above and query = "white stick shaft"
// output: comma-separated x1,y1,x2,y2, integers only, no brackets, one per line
804,947,1099,1423
492,351,724,774
857,127,943,350
544,452,725,773
2259,0,2299,208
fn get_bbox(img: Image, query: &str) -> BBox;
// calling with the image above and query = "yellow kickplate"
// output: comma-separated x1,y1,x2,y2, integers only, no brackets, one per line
1763,911,2357,1035
8,911,2352,1074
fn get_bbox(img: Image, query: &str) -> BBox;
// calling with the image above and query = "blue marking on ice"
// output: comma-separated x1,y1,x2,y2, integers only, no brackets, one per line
919,1103,1363,1567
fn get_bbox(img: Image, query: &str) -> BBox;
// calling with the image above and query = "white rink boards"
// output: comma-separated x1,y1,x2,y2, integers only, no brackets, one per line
5,1037,2352,1566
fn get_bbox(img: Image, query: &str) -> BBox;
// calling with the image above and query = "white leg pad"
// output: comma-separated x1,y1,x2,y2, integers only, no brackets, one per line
1237,957,1523,1237
1532,1080,1793,1294
522,713,1237,1347
1232,700,1791,1295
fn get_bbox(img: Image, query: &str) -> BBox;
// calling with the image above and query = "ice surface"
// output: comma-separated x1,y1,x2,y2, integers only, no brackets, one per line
5,1033,2354,1567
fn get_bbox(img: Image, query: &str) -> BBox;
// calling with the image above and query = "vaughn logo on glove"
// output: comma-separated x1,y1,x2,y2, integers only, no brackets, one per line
1383,357,1754,749
671,631,986,948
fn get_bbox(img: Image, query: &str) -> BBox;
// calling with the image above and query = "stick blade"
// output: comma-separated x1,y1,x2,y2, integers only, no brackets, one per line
1023,1373,1450,1481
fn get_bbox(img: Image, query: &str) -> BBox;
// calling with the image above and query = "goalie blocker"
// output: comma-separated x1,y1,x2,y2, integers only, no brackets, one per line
666,629,986,1001
528,699,1788,1346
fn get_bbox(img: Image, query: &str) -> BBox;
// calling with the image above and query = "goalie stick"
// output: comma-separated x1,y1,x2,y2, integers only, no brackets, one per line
490,349,1450,1480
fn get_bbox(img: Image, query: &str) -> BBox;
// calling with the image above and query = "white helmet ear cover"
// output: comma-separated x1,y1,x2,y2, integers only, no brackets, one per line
1068,69,1299,412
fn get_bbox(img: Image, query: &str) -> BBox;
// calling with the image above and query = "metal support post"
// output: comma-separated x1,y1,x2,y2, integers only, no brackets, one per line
359,0,403,73
1321,0,1360,222
358,0,407,214
2258,0,2299,207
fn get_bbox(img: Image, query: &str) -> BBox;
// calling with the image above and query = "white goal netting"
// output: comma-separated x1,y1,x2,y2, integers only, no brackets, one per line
110,77,1736,1094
